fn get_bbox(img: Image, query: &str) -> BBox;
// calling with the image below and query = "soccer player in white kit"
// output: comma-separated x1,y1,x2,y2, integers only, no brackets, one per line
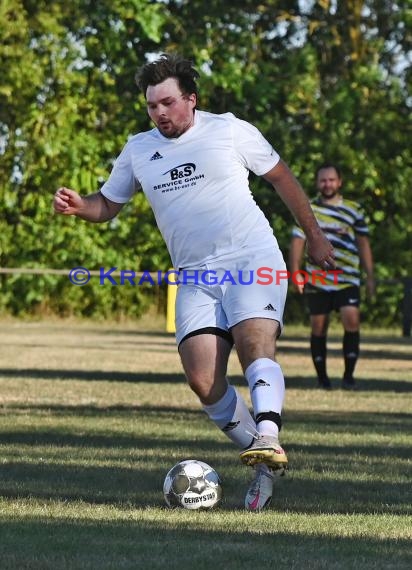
53,53,335,511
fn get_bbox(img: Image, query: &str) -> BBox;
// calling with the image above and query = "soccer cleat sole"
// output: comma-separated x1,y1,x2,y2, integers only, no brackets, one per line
240,448,288,472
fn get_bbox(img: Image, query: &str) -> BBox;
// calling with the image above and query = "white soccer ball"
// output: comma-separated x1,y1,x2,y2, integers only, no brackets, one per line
163,459,222,510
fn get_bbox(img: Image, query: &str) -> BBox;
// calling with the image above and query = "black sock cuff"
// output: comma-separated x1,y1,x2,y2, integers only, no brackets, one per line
255,411,282,431
343,330,360,353
344,331,360,340
310,334,327,353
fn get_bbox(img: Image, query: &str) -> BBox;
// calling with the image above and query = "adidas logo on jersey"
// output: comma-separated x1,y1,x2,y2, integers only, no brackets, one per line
150,151,163,161
264,303,275,311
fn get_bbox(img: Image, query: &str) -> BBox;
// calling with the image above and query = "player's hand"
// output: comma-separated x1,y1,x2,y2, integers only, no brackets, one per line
53,187,83,216
293,281,305,294
306,230,336,270
290,275,305,294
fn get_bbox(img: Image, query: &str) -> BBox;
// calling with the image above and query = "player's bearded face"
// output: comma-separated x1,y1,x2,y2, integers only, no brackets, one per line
146,78,196,138
317,167,342,199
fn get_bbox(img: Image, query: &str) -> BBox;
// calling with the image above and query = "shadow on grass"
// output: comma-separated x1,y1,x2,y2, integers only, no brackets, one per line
1,403,410,431
285,409,412,433
284,375,412,392
0,405,412,452
17,335,411,360
13,341,178,353
0,457,410,516
0,518,411,570
0,404,411,515
1,368,411,392
0,368,186,384
278,342,412,361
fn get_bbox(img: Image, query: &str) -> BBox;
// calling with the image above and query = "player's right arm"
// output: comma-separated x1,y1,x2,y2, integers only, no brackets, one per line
53,187,123,222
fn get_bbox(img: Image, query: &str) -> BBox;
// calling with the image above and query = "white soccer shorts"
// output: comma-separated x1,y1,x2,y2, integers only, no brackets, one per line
175,247,288,346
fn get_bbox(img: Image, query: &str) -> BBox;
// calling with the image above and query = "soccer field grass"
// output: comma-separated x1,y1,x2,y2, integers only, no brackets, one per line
0,319,411,569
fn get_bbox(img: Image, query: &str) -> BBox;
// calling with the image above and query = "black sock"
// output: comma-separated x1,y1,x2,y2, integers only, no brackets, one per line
343,331,360,380
310,334,328,380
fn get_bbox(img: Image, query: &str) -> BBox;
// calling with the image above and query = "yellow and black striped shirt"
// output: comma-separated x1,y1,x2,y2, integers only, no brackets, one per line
292,196,369,290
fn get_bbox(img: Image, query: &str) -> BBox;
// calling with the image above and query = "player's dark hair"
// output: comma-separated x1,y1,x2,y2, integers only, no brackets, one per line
316,163,342,179
135,53,200,98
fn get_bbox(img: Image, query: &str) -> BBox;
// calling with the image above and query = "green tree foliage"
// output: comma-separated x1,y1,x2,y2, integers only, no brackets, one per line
0,0,410,325
0,0,170,317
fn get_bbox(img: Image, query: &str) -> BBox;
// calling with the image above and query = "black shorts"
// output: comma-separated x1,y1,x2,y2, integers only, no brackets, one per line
304,285,360,315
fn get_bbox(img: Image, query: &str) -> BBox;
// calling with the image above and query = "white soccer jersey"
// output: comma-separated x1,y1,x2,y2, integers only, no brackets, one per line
100,110,281,269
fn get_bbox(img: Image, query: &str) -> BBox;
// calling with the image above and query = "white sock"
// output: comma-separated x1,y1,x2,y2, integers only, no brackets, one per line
245,358,285,438
203,384,255,449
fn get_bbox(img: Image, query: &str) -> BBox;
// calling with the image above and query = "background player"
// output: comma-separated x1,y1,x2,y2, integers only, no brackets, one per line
289,163,375,390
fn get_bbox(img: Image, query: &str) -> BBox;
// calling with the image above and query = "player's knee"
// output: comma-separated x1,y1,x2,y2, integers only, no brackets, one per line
311,319,329,336
236,339,276,371
186,373,226,405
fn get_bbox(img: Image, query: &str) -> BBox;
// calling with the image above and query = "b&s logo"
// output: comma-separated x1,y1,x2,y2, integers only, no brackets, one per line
154,162,203,192
163,163,196,179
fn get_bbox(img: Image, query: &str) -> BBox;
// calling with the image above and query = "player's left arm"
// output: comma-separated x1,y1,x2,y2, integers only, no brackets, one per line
289,236,306,294
356,234,375,298
263,160,335,269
